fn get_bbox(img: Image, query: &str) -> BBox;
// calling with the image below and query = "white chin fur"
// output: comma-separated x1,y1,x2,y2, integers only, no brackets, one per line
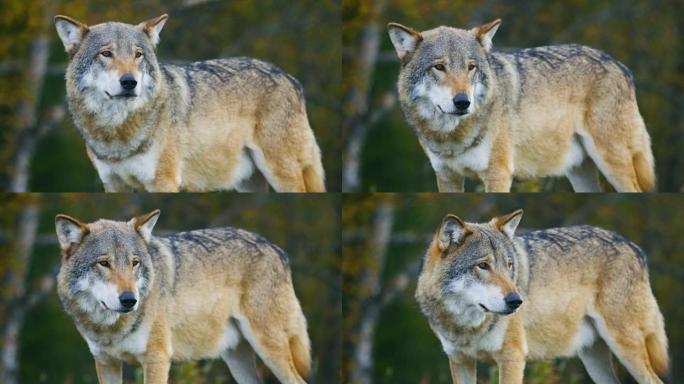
78,68,152,127
445,279,509,323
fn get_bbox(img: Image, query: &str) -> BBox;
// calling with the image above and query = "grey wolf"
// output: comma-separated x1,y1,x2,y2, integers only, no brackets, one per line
55,210,311,383
54,14,325,192
388,19,655,192
415,210,669,383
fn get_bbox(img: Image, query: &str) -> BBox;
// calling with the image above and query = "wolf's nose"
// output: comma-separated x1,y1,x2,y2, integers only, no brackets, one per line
452,93,470,110
119,291,137,308
120,74,137,90
504,293,523,310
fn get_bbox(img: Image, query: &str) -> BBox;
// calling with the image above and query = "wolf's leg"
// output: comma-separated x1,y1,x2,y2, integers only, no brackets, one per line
566,157,601,192
496,315,525,384
497,359,525,384
482,173,513,192
436,171,465,192
594,315,664,384
236,319,307,384
141,361,170,384
248,146,307,192
222,340,261,384
448,355,476,384
578,338,620,384
95,360,122,384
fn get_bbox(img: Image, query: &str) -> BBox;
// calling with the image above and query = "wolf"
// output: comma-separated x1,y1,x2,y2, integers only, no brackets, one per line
415,210,670,383
388,19,655,192
55,210,311,383
54,14,325,192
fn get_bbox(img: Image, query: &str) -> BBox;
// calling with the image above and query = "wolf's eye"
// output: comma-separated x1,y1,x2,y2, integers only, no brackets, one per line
468,63,477,71
98,260,111,268
433,64,446,71
100,51,112,58
132,260,140,267
477,262,489,270
135,51,143,58
507,260,513,269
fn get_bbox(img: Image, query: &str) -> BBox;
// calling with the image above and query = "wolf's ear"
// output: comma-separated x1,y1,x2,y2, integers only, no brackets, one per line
132,209,161,242
388,23,423,61
437,214,470,252
55,215,89,256
54,15,89,55
138,14,168,46
493,209,523,238
471,19,501,51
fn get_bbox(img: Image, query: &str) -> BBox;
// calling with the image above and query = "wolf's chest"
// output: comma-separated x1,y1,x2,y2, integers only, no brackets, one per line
434,319,508,359
81,319,152,361
91,145,160,188
424,135,493,174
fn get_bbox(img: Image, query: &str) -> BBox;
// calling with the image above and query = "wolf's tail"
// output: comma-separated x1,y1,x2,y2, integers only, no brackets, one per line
632,115,656,192
289,330,311,379
303,163,326,192
645,321,670,383
633,151,655,192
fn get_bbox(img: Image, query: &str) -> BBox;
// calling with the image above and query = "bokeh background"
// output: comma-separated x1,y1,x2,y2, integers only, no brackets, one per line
342,0,684,192
0,193,341,384
0,0,341,192
342,193,684,383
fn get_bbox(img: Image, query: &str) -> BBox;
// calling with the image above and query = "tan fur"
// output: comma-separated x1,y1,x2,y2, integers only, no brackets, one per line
389,20,656,192
55,212,311,384
416,211,670,384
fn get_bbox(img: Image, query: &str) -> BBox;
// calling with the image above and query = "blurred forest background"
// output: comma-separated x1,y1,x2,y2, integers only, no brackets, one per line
342,0,684,192
0,193,341,384
342,193,684,383
0,0,341,192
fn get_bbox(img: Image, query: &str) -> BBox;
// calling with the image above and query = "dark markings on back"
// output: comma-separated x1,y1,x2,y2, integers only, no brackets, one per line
518,225,646,267
497,44,634,89
162,227,289,266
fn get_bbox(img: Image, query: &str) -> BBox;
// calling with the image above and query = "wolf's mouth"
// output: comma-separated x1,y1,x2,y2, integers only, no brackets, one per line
100,300,133,313
105,91,137,99
437,105,468,116
479,303,515,315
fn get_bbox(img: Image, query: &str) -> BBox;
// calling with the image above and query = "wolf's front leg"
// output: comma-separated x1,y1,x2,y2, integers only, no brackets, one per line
448,355,476,384
142,361,170,384
497,358,525,384
481,166,512,192
496,315,526,384
148,148,180,192
435,170,465,192
95,359,122,384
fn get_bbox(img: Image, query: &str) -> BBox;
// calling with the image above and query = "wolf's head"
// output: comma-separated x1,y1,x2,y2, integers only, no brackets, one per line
55,210,160,325
54,14,168,126
388,20,501,131
417,210,523,325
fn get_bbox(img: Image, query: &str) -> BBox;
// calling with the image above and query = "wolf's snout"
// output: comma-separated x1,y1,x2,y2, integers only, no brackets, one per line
119,291,137,309
119,74,138,90
452,93,470,112
504,293,523,310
